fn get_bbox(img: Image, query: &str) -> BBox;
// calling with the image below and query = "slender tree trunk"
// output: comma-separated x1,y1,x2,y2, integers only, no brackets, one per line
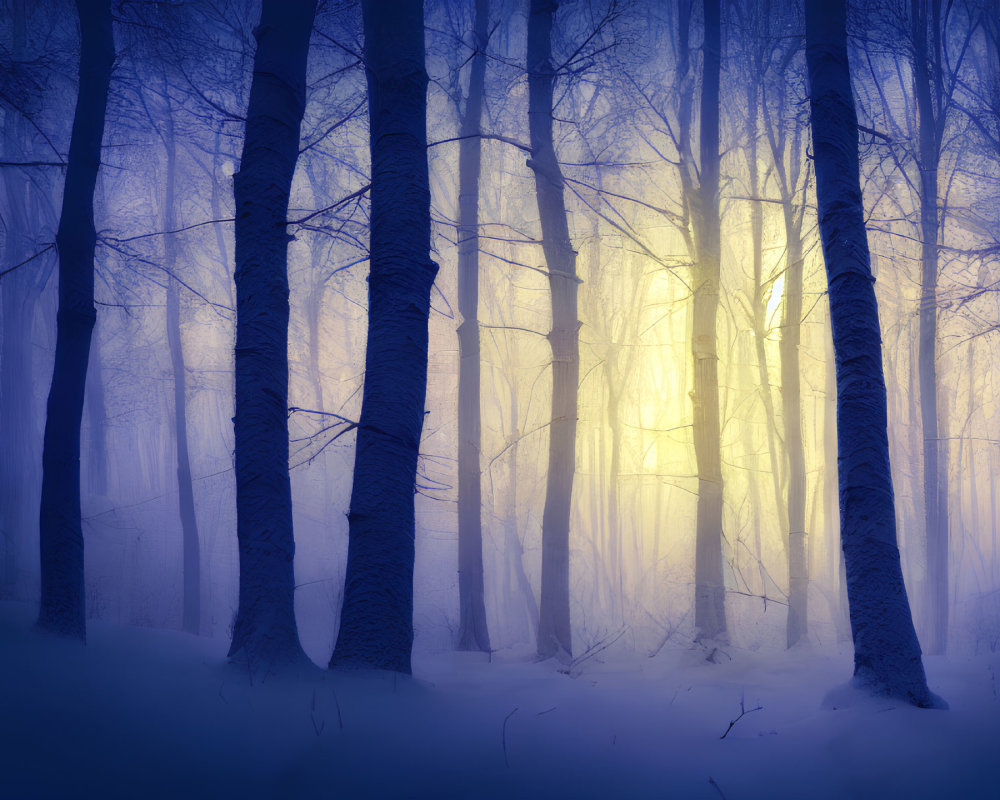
506,385,539,642
528,0,578,660
84,310,108,498
740,65,769,600
781,200,807,647
36,0,114,640
606,371,623,623
162,99,201,636
229,0,316,667
805,0,937,706
690,0,727,641
912,0,948,655
331,0,436,674
457,0,491,653
745,69,789,546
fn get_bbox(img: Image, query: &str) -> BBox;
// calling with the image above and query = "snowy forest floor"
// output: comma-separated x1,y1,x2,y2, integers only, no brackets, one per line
1,603,998,799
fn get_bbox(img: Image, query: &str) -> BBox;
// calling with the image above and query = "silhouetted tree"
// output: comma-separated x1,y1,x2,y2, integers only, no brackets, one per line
805,0,938,706
228,0,316,667
330,0,437,674
528,0,577,661
36,0,114,640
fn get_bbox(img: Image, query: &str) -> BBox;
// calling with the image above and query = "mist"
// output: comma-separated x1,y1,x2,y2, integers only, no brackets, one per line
1,0,999,797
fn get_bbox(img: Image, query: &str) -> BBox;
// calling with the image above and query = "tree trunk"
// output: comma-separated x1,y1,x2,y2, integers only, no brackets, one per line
527,0,578,661
780,206,807,647
605,368,623,623
36,0,114,640
456,0,491,653
690,0,727,641
161,97,201,636
805,0,937,706
912,0,948,655
745,67,789,547
331,0,436,674
229,0,316,667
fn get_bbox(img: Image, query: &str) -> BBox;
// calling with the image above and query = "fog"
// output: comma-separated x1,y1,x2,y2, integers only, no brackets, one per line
2,0,999,795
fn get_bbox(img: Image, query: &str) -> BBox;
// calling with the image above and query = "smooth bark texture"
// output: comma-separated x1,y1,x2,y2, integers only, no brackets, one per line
805,0,936,706
36,0,114,640
229,0,316,667
330,0,436,674
682,0,727,641
528,0,578,661
456,0,492,653
912,0,949,655
780,203,807,648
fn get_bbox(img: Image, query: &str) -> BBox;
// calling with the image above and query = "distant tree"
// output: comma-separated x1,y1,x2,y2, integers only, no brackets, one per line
228,0,316,667
758,14,812,649
911,0,950,656
456,0,492,654
159,90,201,636
0,0,63,603
330,0,437,674
805,0,938,706
527,0,578,661
36,0,114,640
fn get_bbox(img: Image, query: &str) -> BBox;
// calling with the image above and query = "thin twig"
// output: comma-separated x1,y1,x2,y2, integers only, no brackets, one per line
502,707,519,767
720,695,763,740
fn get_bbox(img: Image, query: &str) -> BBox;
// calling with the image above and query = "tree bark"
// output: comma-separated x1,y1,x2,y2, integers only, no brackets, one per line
528,0,578,661
456,0,492,653
330,0,436,674
229,0,316,667
36,0,114,640
689,0,727,641
805,0,937,706
912,0,948,655
780,203,807,647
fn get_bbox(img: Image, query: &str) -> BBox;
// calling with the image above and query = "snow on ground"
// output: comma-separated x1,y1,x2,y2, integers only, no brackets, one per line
1,602,997,800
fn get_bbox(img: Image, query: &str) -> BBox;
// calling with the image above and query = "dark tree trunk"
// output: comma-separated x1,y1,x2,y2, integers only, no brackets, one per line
161,99,201,636
456,0,492,654
527,0,578,661
805,0,938,706
36,0,114,640
330,0,436,674
229,0,316,667
912,0,948,655
690,0,726,641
